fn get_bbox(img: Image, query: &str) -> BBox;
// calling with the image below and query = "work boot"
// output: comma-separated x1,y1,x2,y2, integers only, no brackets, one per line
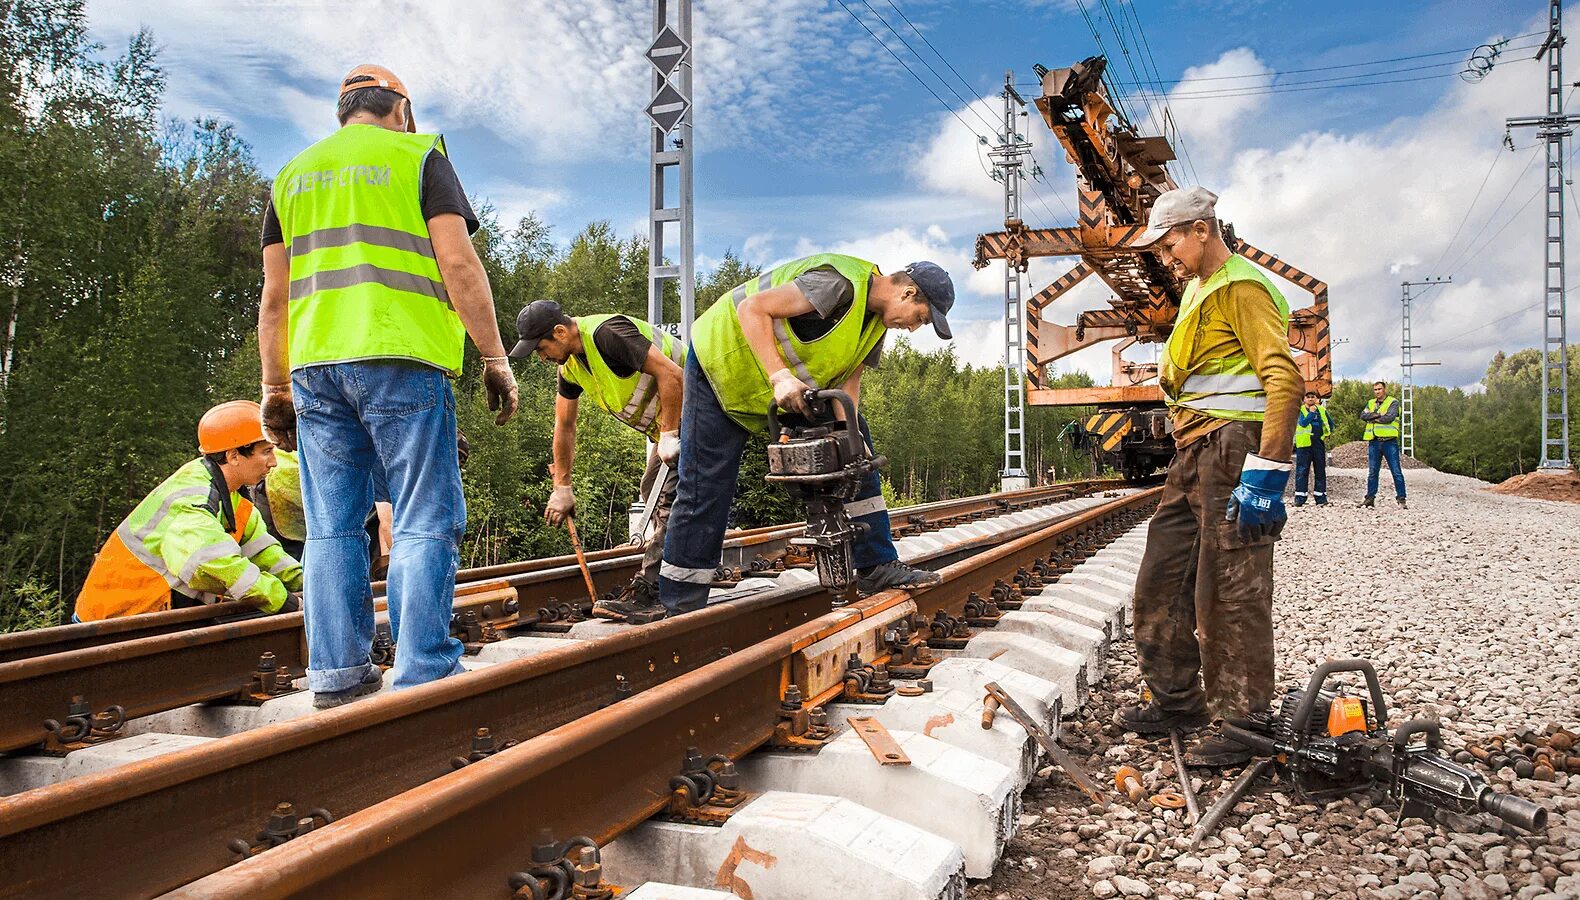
593,578,667,624
1396,497,1407,509
1355,496,1375,508
1113,700,1209,735
1315,496,1329,506
313,666,384,710
855,560,942,597
1292,498,1306,507
1185,726,1254,768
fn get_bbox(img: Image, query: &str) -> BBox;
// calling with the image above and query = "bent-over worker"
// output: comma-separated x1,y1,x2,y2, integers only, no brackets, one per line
510,300,685,622
1115,187,1303,767
658,254,954,617
73,401,303,621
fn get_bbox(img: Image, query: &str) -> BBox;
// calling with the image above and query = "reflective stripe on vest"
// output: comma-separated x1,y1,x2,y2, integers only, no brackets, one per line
559,315,688,440
1161,255,1291,423
1365,397,1400,440
273,124,466,374
1295,406,1332,448
692,253,886,432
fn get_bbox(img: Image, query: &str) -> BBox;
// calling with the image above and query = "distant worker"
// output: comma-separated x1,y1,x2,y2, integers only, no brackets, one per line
73,401,303,621
1292,390,1331,506
658,254,954,617
1357,380,1406,508
509,300,685,621
1114,188,1303,768
256,65,519,708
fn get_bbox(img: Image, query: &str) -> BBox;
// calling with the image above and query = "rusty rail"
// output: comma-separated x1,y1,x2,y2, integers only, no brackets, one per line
0,489,1157,899
169,487,1161,898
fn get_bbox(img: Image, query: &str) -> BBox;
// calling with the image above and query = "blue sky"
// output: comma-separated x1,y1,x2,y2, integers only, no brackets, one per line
88,0,1567,389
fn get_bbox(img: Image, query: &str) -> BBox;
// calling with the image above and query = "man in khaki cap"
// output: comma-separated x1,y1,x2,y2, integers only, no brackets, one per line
1112,187,1303,767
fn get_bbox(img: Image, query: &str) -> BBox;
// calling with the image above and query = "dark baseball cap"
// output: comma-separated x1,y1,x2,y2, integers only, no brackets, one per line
508,299,569,358
903,261,954,340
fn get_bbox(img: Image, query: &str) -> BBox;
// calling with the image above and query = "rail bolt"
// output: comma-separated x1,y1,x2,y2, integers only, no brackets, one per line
781,685,804,711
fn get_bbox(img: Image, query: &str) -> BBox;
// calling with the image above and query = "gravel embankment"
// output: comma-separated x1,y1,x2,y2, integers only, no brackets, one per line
978,468,1580,900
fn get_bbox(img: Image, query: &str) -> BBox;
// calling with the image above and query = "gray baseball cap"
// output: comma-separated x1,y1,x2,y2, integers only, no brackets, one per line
1136,186,1219,247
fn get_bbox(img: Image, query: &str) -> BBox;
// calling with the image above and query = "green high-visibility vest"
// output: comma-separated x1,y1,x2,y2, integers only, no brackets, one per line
273,124,466,374
560,315,687,440
1160,255,1291,423
692,253,886,432
1365,397,1400,440
1294,406,1332,448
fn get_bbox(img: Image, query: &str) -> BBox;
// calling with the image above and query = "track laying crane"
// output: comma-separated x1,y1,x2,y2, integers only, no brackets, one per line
975,57,1332,480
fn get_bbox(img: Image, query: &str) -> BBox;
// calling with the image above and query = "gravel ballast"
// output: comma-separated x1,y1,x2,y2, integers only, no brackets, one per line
978,467,1580,900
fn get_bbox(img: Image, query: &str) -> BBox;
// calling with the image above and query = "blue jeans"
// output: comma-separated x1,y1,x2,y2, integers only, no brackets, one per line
294,361,466,693
659,353,896,615
1293,443,1327,504
1366,439,1406,500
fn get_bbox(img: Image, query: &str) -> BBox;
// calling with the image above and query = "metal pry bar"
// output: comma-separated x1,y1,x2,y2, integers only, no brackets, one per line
983,681,1108,807
1189,758,1271,851
1170,729,1201,824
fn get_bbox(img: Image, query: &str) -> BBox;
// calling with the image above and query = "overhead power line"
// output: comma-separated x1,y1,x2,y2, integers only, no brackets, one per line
831,0,990,143
855,0,999,135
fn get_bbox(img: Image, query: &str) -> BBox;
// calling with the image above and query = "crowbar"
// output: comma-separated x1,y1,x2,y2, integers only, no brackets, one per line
1188,758,1271,850
564,518,600,608
983,681,1107,807
1170,729,1202,824
629,460,670,546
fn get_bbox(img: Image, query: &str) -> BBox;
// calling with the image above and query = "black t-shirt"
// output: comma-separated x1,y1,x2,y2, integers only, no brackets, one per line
260,152,479,247
557,316,654,399
789,267,884,369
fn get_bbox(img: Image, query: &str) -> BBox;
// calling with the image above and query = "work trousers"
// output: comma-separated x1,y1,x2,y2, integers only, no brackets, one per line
635,444,680,586
1365,438,1406,500
1293,442,1327,504
658,353,895,615
1132,421,1276,721
294,361,466,694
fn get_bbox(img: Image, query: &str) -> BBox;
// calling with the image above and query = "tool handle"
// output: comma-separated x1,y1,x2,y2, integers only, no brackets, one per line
1222,723,1279,757
564,518,600,607
1291,659,1390,746
765,389,867,461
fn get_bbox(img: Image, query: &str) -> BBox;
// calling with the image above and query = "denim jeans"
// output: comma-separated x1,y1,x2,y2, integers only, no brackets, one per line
294,361,466,693
658,353,896,615
1366,438,1406,500
1293,443,1327,503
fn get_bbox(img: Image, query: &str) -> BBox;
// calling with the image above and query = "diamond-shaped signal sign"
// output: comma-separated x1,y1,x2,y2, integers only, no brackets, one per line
646,25,689,77
646,82,690,134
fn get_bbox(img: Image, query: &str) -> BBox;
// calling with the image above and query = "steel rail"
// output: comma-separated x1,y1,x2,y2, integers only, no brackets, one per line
0,485,1106,753
0,481,1110,665
0,489,1157,899
168,486,1162,899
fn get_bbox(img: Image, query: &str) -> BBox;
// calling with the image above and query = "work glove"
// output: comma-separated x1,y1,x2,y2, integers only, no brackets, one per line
769,368,812,415
482,356,519,426
657,430,681,466
456,428,471,467
261,383,297,451
545,485,576,527
1225,453,1293,543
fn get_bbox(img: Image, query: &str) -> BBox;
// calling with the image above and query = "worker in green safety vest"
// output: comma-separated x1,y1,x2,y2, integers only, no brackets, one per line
1357,380,1406,508
256,64,519,709
509,300,687,622
1293,391,1332,506
657,253,956,618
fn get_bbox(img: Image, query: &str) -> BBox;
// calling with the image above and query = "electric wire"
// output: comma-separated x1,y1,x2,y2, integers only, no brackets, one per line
831,0,990,143
1105,34,1545,86
1120,0,1200,184
855,0,1000,135
1429,143,1510,275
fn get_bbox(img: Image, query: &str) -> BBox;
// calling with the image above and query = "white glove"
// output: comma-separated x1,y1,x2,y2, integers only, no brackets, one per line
545,485,576,526
657,430,681,465
769,369,811,415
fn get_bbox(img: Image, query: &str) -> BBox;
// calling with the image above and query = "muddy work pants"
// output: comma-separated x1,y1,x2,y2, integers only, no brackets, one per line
1132,421,1276,721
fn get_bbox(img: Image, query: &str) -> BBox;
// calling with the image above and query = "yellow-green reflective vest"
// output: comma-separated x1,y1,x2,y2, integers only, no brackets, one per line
1365,397,1400,440
1160,255,1291,423
263,450,307,542
273,124,466,374
1294,406,1332,448
560,315,687,440
693,253,886,432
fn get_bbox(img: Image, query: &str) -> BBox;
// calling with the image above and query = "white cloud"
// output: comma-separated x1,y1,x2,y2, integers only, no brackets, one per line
1165,48,1273,156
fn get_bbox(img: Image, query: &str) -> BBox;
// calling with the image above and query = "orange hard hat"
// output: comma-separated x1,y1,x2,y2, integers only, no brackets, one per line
340,64,415,132
198,400,268,455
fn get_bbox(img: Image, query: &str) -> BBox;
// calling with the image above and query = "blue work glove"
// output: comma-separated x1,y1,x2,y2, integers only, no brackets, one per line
1225,453,1293,543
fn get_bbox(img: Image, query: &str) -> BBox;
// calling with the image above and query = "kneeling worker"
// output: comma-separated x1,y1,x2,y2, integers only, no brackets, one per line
74,401,303,621
510,300,684,621
658,254,954,617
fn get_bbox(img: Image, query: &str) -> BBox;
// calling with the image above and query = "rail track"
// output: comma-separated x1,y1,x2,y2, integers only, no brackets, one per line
0,482,1159,899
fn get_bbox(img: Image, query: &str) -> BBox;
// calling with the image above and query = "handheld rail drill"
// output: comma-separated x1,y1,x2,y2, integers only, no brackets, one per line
765,389,886,592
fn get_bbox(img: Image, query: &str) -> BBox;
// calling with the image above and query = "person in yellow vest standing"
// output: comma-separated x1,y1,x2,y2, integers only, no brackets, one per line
73,401,302,622
1112,188,1304,767
1357,381,1406,508
658,254,954,616
509,300,686,622
256,65,519,708
1293,390,1332,506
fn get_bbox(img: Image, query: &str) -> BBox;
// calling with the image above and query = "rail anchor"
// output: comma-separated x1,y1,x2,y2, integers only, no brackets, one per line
234,651,299,705
883,614,938,678
228,802,332,859
508,833,604,900
927,610,973,650
771,686,835,751
663,748,752,825
40,694,126,755
451,727,520,770
842,654,897,703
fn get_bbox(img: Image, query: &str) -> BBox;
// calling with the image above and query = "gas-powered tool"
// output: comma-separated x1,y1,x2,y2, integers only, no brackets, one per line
765,389,886,592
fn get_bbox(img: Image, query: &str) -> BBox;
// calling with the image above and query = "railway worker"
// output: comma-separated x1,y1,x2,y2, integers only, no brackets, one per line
1113,187,1303,768
1357,381,1406,509
73,401,303,622
1292,390,1331,506
657,254,954,617
509,300,685,622
256,64,519,708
